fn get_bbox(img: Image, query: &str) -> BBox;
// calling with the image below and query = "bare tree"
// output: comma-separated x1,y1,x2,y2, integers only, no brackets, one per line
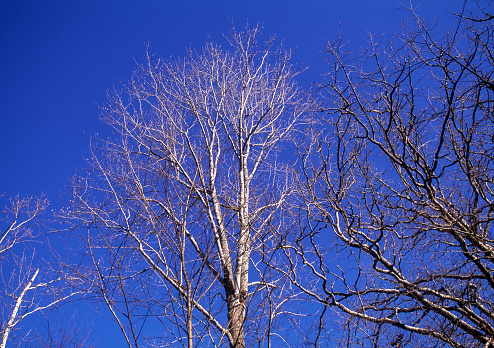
282,1,494,347
64,25,308,347
0,195,80,348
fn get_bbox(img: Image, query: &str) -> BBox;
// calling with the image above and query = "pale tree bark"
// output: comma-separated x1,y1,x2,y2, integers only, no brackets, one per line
284,2,494,347
1,269,39,348
64,25,308,347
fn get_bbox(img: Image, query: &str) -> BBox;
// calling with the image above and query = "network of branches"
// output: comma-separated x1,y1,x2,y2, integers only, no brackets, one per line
2,1,493,347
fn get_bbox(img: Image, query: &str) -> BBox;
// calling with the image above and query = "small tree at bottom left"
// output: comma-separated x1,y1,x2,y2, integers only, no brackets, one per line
0,194,81,348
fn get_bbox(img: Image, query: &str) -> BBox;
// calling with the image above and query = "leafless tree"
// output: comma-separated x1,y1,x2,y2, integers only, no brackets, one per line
63,25,308,347
0,195,80,348
281,1,494,347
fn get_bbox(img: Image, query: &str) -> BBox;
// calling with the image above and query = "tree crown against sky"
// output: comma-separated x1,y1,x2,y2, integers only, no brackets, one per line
283,1,494,347
1,1,493,347
0,195,84,348
62,24,309,348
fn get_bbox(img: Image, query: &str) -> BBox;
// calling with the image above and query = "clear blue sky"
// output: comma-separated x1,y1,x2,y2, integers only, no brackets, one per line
0,0,462,346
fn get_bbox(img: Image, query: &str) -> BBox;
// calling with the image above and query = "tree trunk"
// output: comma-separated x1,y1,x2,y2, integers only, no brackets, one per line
1,269,39,348
226,288,245,348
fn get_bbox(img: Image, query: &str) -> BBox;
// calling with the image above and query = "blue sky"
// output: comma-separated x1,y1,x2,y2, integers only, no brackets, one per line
0,1,463,346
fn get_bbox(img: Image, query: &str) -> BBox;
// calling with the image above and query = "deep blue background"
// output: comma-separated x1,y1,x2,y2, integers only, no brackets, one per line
0,1,461,346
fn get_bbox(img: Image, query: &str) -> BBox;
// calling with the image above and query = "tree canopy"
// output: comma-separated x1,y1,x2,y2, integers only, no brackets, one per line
2,2,493,347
